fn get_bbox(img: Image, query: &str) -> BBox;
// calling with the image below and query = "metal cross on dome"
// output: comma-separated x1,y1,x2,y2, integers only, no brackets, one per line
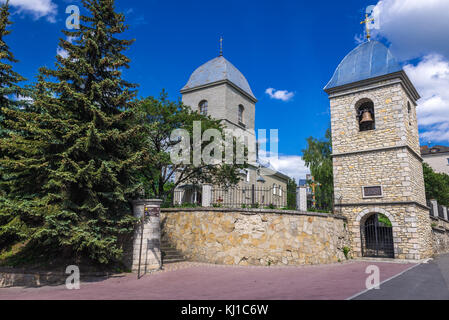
360,13,375,41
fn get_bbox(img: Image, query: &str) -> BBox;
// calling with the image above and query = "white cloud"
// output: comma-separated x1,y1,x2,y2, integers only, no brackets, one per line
265,88,295,102
5,0,57,22
258,150,310,183
372,0,449,61
404,55,449,143
56,36,76,59
368,0,449,143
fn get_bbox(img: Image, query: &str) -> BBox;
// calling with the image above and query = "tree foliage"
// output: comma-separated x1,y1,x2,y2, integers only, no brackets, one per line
138,93,243,205
302,128,333,212
0,0,31,251
423,163,449,206
0,0,147,265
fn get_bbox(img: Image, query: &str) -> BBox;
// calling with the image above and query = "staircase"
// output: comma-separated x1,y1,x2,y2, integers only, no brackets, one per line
160,239,186,264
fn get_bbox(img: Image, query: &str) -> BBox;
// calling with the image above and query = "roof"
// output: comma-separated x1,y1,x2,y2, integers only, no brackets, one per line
324,40,402,91
421,145,449,156
182,56,256,100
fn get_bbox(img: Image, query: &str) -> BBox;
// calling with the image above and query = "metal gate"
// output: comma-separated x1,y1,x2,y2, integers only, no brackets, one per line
361,214,394,258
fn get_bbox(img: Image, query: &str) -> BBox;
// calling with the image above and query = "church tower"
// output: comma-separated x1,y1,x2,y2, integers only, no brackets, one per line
324,40,432,260
180,54,257,135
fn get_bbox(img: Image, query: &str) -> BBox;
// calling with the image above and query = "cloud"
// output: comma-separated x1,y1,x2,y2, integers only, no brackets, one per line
4,0,57,22
404,55,449,143
368,0,449,143
56,36,76,59
371,0,449,61
258,150,310,183
265,88,295,102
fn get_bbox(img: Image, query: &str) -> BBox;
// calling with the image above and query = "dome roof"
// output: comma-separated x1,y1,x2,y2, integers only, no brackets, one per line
324,40,402,90
182,56,256,100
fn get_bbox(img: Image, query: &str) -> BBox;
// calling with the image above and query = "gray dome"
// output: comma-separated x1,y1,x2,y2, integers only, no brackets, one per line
325,40,402,90
182,56,256,100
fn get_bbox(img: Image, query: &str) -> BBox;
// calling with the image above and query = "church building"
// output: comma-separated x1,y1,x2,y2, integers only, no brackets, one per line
174,50,289,207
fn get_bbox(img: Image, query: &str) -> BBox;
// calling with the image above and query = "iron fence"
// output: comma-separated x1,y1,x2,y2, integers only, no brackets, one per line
211,185,288,209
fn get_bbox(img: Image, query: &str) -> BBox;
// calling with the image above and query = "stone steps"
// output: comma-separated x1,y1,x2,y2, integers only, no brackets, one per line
161,239,186,264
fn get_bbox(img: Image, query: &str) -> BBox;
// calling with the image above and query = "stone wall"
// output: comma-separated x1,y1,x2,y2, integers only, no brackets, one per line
341,205,433,260
430,216,449,256
160,208,349,266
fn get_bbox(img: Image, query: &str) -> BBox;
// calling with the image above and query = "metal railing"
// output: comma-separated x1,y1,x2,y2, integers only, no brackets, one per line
211,185,288,209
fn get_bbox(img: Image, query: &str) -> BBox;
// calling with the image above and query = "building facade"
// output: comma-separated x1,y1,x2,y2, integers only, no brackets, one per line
421,145,449,175
174,53,289,207
324,40,433,260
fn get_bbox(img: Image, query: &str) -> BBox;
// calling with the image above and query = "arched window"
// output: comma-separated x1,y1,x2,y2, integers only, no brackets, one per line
238,105,244,124
407,102,412,126
199,100,208,116
356,99,375,132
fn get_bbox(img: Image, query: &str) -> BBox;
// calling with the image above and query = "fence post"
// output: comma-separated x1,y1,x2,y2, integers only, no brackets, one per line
296,186,307,211
251,184,255,206
129,199,162,277
430,199,439,218
202,184,212,207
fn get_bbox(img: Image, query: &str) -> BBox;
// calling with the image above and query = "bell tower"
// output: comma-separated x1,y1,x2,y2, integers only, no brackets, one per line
324,40,432,260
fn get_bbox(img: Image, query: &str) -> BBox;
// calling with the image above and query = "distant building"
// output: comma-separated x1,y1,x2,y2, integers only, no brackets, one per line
421,145,449,175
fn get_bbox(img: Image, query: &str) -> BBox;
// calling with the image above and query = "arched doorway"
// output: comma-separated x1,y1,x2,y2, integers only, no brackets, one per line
361,213,394,258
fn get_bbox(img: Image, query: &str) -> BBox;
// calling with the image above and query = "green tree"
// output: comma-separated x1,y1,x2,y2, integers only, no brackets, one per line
423,163,449,206
138,93,243,205
0,0,147,266
0,0,31,251
302,128,333,212
286,178,297,210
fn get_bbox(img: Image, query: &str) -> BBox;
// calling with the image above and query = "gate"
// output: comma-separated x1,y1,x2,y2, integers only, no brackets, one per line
361,213,394,258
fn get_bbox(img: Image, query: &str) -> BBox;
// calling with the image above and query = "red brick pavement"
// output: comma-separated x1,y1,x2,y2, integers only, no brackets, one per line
0,261,416,300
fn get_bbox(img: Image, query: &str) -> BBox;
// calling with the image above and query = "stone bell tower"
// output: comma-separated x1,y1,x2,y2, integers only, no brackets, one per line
324,40,432,260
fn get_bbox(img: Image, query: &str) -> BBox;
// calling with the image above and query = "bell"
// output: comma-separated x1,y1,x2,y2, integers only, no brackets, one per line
360,110,374,124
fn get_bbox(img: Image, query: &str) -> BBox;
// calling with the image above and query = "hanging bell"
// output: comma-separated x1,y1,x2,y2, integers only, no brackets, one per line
360,110,374,124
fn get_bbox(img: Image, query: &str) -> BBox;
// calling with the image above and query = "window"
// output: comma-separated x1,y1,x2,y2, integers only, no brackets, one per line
447,158,449,165
199,100,208,116
356,100,375,132
273,184,277,195
407,102,412,126
238,105,244,125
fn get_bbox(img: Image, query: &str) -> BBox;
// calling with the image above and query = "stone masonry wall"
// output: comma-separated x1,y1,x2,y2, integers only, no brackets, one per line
341,204,433,260
431,217,449,256
160,208,349,266
329,78,432,261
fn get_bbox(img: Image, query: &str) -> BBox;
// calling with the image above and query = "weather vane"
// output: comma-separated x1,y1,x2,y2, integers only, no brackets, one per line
360,13,375,41
219,36,223,56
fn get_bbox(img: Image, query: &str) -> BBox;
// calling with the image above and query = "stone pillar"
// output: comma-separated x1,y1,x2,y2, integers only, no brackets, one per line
296,186,307,212
202,184,212,207
430,200,439,218
443,206,448,221
129,199,162,274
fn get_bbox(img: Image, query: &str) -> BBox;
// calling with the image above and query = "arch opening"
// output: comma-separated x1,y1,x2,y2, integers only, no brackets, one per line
356,99,375,132
361,213,394,258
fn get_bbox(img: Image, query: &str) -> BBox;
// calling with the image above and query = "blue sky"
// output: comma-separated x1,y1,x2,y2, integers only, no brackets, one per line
4,0,449,181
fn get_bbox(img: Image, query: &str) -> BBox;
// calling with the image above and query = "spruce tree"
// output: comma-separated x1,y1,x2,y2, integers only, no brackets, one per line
0,0,31,250
1,0,147,265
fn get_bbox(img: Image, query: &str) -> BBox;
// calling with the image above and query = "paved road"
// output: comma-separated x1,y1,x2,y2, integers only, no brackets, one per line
0,261,415,300
354,254,449,300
